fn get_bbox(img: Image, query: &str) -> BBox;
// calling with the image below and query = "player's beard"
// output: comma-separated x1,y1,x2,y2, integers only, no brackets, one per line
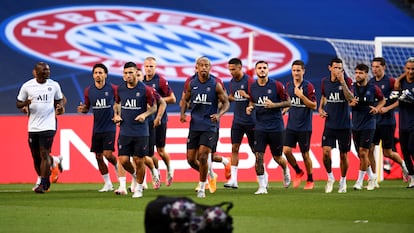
356,77,367,86
126,76,137,86
199,71,208,79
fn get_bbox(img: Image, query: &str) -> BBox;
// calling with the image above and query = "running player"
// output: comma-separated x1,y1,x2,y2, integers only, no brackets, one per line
246,60,291,195
143,57,176,186
16,62,65,193
77,64,122,193
368,57,409,186
283,60,317,190
180,56,230,198
394,57,414,188
318,58,354,193
113,62,157,198
224,58,255,189
349,63,385,191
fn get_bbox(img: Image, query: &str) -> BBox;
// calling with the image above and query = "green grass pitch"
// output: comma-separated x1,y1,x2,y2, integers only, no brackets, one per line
1,180,413,233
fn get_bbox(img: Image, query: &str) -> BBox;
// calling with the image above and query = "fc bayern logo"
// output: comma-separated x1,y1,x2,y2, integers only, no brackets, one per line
2,5,305,82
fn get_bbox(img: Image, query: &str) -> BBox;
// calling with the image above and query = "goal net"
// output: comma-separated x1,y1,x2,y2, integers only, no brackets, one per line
279,34,414,181
280,34,414,80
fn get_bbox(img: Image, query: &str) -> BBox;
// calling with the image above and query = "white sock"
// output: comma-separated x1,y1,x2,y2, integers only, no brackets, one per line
231,166,238,182
327,172,335,181
257,175,265,188
283,166,290,175
340,176,347,184
152,168,159,181
51,156,59,167
222,157,229,165
401,161,408,171
118,176,126,189
131,172,138,189
199,181,206,192
102,173,112,185
35,176,41,185
357,170,366,183
208,153,214,179
264,169,269,184
367,166,374,179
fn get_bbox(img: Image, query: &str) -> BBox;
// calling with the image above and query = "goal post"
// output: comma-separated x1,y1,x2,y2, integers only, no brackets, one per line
374,36,414,57
373,36,414,182
280,34,414,80
373,36,414,79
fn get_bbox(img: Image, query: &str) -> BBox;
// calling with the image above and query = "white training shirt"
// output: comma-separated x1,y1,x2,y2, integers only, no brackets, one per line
17,78,63,132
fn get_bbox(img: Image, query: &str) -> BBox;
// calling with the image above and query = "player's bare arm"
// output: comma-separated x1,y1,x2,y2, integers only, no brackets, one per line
338,76,354,103
264,97,291,109
180,85,191,123
77,101,89,113
379,99,399,114
113,102,122,123
154,98,166,127
55,99,65,115
136,101,157,123
211,83,230,122
246,101,254,115
164,92,177,104
318,96,328,118
370,96,386,114
16,98,31,109
394,71,409,91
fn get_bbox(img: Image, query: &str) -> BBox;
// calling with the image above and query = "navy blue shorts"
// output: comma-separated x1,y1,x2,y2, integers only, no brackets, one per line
118,135,148,158
352,129,375,151
284,129,312,153
28,130,56,151
155,122,167,148
91,132,115,153
254,131,283,156
322,128,351,152
372,125,395,149
187,131,216,150
231,122,255,146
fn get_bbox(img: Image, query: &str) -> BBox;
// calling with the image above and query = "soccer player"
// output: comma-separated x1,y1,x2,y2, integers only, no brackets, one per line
16,62,65,193
180,56,230,198
283,60,317,189
181,63,230,194
394,57,414,188
318,57,354,193
246,60,291,195
368,57,409,186
143,57,176,187
21,69,65,188
113,62,157,198
349,63,385,191
77,64,124,193
224,58,255,189
137,67,165,190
